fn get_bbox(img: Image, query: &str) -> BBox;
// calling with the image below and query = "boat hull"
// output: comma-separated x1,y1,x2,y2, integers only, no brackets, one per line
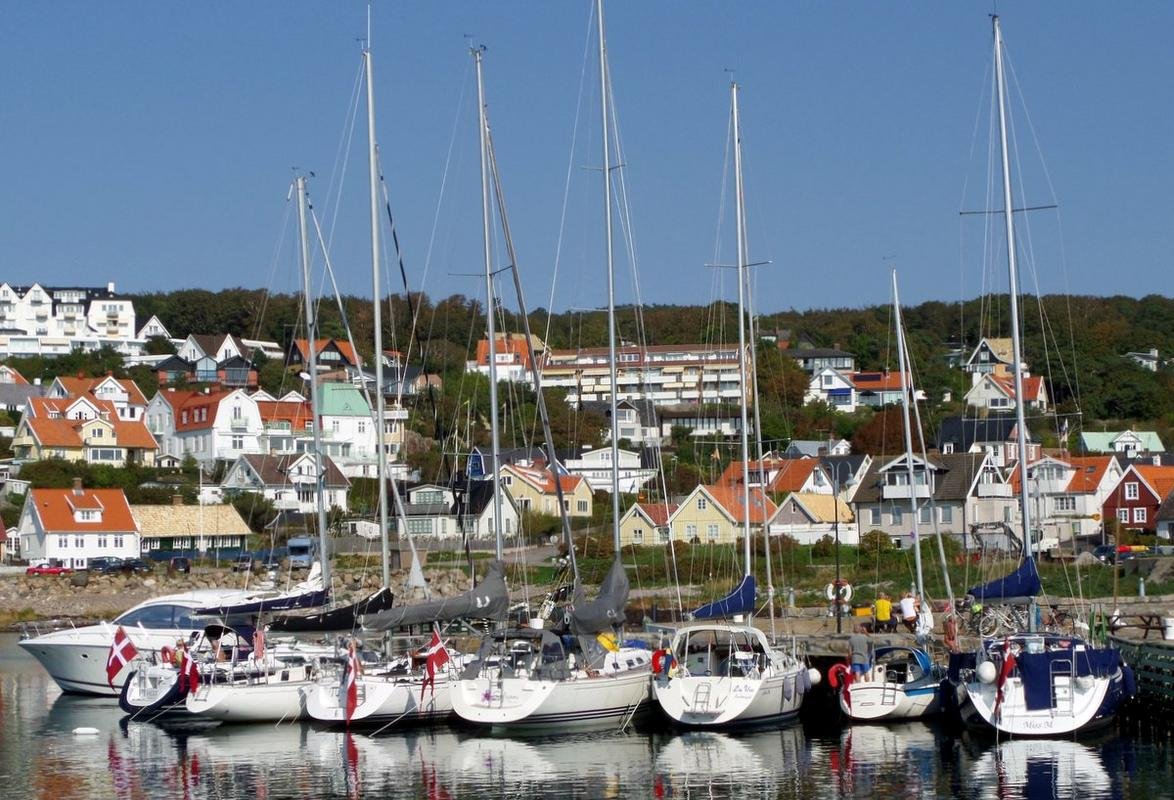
307,673,453,727
959,668,1124,736
654,668,805,728
19,626,191,696
839,679,940,722
185,666,314,723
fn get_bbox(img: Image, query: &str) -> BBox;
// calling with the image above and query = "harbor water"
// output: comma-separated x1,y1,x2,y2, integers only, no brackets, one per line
1,634,1169,800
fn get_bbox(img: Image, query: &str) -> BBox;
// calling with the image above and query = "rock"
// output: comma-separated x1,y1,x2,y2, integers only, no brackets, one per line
143,578,156,588
70,571,89,588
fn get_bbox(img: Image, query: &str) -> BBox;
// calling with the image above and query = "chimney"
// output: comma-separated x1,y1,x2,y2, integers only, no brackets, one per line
171,494,183,506
72,477,83,495
106,281,116,293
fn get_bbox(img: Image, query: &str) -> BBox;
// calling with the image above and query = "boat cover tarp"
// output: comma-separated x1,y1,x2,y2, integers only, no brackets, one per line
361,560,508,630
967,557,1041,601
268,587,395,634
194,587,330,617
569,556,630,636
1012,645,1121,711
688,574,756,620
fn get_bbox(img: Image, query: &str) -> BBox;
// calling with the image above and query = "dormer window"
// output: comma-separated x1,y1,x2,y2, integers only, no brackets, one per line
75,509,101,523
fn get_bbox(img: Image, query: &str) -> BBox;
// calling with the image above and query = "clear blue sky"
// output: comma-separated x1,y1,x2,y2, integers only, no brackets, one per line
2,2,1171,315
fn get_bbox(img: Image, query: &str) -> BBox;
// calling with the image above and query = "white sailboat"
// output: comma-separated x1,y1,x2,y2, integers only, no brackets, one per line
831,271,945,722
449,0,652,732
954,15,1133,736
651,81,809,730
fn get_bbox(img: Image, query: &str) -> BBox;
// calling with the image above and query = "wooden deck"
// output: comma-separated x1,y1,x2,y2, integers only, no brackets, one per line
1111,633,1174,718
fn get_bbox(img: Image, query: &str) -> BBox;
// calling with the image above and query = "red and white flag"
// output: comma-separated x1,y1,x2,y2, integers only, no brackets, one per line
343,644,361,726
106,625,139,688
178,646,200,695
993,638,1017,717
253,626,265,662
419,628,450,704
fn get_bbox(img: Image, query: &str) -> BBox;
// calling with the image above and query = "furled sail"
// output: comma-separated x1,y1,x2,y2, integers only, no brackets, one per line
361,560,509,630
967,557,1041,601
688,573,757,620
569,556,630,636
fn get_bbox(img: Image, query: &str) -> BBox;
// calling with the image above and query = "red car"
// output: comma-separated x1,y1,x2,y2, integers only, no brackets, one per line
26,563,72,576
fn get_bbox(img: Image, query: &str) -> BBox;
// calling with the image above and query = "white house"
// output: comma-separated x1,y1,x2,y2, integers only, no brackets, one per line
561,446,657,494
0,282,140,359
146,387,264,465
47,374,149,422
17,482,139,570
397,482,519,541
220,453,350,513
805,368,857,411
1009,455,1124,546
136,315,173,341
964,373,1049,414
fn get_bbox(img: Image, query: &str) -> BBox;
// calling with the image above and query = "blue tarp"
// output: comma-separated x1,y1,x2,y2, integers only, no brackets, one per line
689,574,757,620
967,558,1041,601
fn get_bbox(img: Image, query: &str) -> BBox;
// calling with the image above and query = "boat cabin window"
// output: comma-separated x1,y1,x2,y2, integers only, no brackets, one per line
114,604,196,629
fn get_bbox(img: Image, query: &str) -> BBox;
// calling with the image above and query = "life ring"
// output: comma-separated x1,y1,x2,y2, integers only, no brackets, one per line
652,649,675,675
824,581,853,603
828,662,851,690
159,646,174,665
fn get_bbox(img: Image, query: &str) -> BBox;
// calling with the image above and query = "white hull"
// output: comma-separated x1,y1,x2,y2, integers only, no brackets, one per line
452,664,650,732
654,667,805,728
185,665,314,722
840,679,939,721
19,625,193,695
961,671,1113,736
306,672,454,725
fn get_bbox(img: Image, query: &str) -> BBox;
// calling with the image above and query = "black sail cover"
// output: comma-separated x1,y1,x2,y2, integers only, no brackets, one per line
569,556,630,636
360,560,509,631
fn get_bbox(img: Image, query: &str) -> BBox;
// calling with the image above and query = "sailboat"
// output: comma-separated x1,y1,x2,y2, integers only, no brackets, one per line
831,271,945,722
449,1,652,731
952,15,1133,736
651,81,809,729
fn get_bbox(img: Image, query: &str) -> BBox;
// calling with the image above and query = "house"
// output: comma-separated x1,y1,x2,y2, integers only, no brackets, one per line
13,395,157,467
781,345,856,375
131,498,251,558
767,492,856,545
0,381,46,415
48,373,149,421
467,446,552,481
0,526,9,563
136,315,172,341
1102,464,1174,535
17,482,139,569
1123,347,1160,372
784,439,853,458
0,365,29,384
500,464,593,518
287,338,362,372
1079,430,1165,459
964,373,1049,414
394,482,520,541
0,282,139,359
315,383,381,478
161,334,261,389
962,337,1022,385
666,484,777,545
717,457,831,496
658,403,746,439
850,452,1015,550
146,387,263,464
850,370,923,408
466,333,545,384
580,399,662,447
1007,455,1124,546
805,368,857,410
618,501,678,547
541,342,749,407
1156,490,1174,541
220,452,351,513
936,415,1041,468
560,446,657,494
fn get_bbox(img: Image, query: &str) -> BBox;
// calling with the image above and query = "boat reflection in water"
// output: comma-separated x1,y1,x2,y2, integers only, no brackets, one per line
973,738,1112,800
831,722,942,798
653,726,808,797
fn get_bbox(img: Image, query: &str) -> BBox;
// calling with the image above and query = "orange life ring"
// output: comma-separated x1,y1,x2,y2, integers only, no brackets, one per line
652,649,675,675
828,662,851,690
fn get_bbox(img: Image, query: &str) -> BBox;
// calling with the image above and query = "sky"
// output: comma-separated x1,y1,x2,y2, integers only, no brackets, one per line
2,2,1172,317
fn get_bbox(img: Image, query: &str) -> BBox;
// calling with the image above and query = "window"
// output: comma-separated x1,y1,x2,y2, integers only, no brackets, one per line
577,500,588,513
97,535,107,548
940,506,953,524
869,508,881,525
892,507,903,525
685,523,698,541
697,497,708,511
942,443,955,455
1133,508,1147,524
74,535,84,548
918,507,931,524
518,498,531,511
231,436,243,450
113,536,124,549
358,420,366,435
407,518,431,535
1054,496,1076,512
657,528,670,544
632,529,644,543
297,489,315,504
1125,483,1139,501
1117,508,1129,523
706,523,719,541
58,535,68,548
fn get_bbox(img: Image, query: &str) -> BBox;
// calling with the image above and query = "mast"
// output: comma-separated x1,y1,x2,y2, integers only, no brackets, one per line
597,0,621,552
892,270,925,602
295,175,331,589
994,16,1035,561
731,81,753,580
364,41,392,589
474,47,505,561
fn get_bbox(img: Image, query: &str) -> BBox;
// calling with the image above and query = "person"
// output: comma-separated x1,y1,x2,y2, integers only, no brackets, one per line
899,592,918,633
873,593,894,634
208,631,230,662
943,613,960,654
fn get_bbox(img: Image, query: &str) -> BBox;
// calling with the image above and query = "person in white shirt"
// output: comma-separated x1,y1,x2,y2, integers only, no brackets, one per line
899,592,918,632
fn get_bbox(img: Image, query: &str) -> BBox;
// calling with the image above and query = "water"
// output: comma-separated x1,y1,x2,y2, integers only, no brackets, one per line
1,633,1169,800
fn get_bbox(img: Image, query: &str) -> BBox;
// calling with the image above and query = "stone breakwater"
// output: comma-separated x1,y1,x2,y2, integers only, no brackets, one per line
0,566,480,629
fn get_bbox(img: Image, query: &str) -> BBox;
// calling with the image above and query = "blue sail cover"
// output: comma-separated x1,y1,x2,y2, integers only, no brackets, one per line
967,557,1041,601
689,574,757,620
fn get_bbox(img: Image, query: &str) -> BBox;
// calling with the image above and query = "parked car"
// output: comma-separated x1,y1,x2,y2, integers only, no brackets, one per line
168,556,192,574
88,557,126,574
232,554,254,572
1091,545,1117,564
123,558,154,574
26,562,72,576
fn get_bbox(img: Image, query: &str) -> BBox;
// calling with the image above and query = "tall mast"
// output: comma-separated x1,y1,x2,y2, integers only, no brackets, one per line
474,47,505,561
993,16,1034,558
295,175,330,589
731,82,752,579
597,0,621,551
892,270,925,600
364,42,392,589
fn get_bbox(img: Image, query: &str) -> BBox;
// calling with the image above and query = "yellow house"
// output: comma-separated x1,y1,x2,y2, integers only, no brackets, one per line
14,395,158,467
618,502,678,547
667,484,777,545
501,464,593,518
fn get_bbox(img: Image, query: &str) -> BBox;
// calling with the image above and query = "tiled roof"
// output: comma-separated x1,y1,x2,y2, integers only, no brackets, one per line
703,484,777,524
316,383,371,417
28,487,137,533
0,365,28,384
634,502,678,527
717,458,820,494
131,504,251,536
24,397,157,449
988,374,1044,401
1134,465,1174,503
238,453,350,489
292,338,361,367
55,375,148,407
850,371,910,392
505,464,584,495
173,390,234,432
256,399,311,428
1064,456,1116,494
473,334,543,368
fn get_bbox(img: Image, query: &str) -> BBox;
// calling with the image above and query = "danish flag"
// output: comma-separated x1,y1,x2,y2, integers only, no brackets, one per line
343,644,361,726
106,626,139,688
178,646,200,695
993,638,1018,717
420,629,450,704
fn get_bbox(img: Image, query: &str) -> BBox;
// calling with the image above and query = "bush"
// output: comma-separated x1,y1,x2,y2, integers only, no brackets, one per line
812,534,836,558
859,529,896,558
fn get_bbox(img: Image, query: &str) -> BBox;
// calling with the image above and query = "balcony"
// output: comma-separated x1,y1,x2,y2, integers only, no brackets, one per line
882,484,933,501
229,418,248,431
976,483,1013,498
